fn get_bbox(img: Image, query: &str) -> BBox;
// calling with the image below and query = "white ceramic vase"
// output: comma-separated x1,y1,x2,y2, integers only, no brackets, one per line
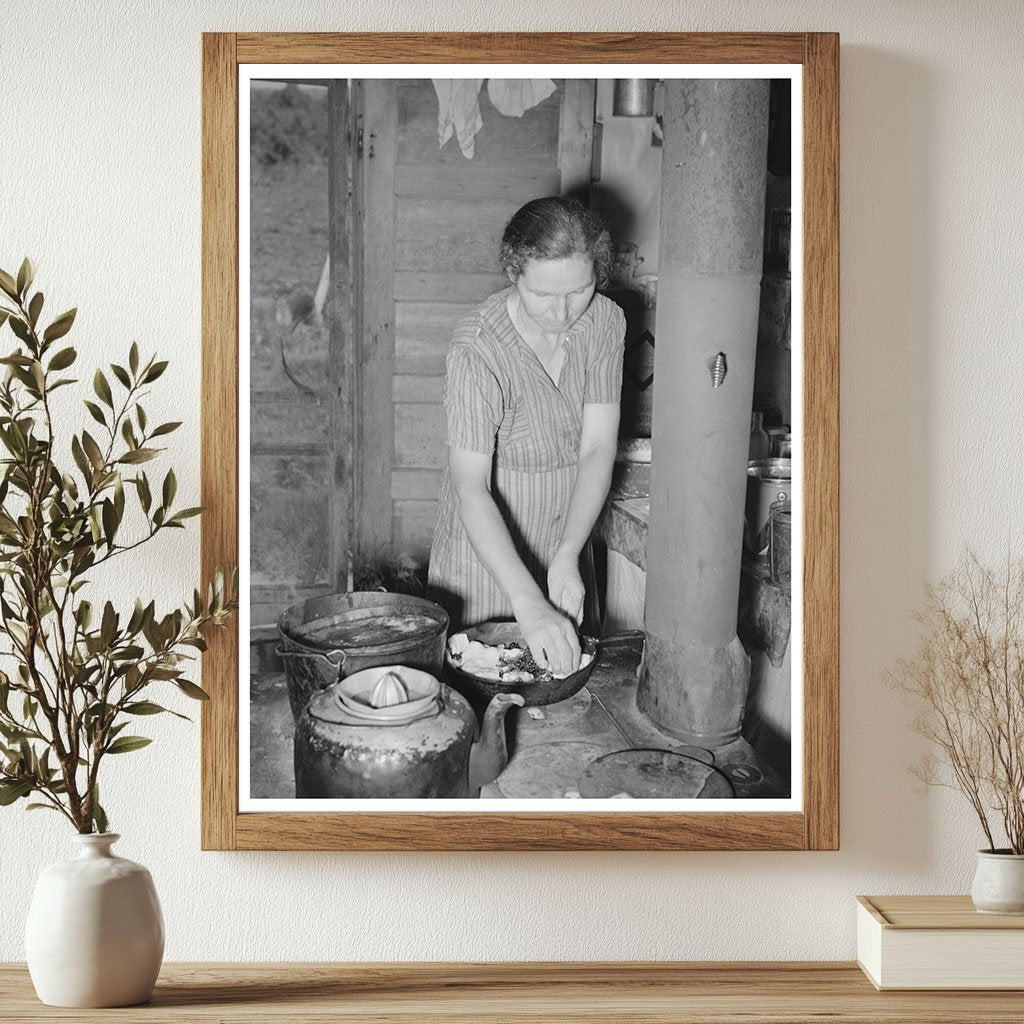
25,833,164,1007
971,849,1024,915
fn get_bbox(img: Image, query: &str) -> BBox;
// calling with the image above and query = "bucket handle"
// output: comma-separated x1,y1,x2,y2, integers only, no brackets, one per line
275,646,347,673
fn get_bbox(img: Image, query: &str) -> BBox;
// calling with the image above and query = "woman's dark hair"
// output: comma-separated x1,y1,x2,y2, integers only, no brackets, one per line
499,197,613,288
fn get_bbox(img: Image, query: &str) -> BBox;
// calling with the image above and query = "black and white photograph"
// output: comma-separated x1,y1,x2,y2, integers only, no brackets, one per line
241,67,801,811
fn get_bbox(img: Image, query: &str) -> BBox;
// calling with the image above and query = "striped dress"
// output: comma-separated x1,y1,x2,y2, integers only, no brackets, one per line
426,287,626,629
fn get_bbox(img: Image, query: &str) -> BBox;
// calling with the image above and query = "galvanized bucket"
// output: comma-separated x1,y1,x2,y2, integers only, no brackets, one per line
276,592,449,723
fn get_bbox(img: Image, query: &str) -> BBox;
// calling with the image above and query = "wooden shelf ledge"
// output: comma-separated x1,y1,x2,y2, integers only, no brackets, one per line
2,962,1023,1022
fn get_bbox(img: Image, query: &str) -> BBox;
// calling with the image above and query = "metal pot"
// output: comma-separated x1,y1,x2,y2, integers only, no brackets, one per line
277,592,448,723
294,665,522,799
445,621,599,707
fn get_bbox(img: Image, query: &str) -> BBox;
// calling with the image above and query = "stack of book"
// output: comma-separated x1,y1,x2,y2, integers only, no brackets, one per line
857,895,1024,990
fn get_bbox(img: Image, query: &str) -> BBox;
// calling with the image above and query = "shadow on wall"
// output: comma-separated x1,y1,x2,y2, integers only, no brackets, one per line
839,48,936,866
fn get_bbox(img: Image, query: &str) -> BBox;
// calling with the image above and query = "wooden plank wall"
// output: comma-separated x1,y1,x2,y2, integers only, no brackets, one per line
390,80,564,563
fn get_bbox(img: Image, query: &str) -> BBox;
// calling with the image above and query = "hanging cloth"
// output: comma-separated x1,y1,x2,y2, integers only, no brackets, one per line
486,78,557,117
431,79,484,159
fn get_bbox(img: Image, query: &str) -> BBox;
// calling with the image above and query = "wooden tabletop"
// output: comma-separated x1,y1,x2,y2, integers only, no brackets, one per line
3,962,1024,1022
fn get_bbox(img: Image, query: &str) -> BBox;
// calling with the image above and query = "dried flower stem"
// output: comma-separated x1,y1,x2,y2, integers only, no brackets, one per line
894,551,1024,854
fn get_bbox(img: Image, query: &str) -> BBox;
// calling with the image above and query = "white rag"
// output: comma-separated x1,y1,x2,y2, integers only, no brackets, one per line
487,78,557,117
432,79,484,159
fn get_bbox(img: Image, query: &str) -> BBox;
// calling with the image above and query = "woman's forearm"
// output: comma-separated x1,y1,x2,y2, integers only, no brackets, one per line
553,444,615,561
452,478,546,612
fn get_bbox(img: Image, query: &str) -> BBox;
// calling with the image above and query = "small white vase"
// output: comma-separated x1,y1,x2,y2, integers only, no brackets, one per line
971,849,1024,915
25,833,164,1007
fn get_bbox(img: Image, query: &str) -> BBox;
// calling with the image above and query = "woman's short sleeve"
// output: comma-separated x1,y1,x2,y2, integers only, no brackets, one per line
443,339,505,455
584,298,627,404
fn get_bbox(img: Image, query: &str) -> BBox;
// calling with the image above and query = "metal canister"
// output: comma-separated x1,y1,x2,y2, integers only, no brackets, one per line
613,79,656,117
745,458,791,554
768,499,792,586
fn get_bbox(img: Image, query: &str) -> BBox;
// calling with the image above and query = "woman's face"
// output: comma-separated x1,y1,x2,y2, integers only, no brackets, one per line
511,255,596,336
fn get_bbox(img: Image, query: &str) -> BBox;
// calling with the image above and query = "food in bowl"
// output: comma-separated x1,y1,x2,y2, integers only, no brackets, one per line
446,632,595,683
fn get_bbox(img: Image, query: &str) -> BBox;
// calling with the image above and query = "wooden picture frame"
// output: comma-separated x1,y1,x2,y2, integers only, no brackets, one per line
201,32,838,851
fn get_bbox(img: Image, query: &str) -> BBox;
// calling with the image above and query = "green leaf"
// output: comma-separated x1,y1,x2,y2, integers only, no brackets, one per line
168,507,203,524
0,309,9,330
91,785,108,834
0,722,28,743
136,473,152,513
121,418,137,450
83,701,114,728
27,292,43,328
93,369,113,409
110,644,144,661
71,435,92,482
0,779,33,805
147,667,181,680
8,317,32,345
16,258,34,298
0,268,18,300
42,308,76,344
47,346,76,371
118,448,157,465
110,363,131,389
129,342,139,375
83,400,107,427
124,700,171,716
81,431,105,472
105,735,152,755
0,430,19,460
142,360,168,383
101,498,117,547
100,602,117,647
162,468,176,508
136,404,147,432
175,679,210,701
150,421,182,438
126,598,146,635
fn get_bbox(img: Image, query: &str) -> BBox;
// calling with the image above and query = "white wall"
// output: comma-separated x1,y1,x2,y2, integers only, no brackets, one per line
2,0,1022,962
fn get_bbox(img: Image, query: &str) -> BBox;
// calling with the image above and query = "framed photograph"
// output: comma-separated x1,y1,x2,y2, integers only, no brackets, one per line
201,32,838,851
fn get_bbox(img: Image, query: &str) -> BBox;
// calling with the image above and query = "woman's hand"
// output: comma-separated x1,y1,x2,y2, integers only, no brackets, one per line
513,595,581,677
547,550,585,625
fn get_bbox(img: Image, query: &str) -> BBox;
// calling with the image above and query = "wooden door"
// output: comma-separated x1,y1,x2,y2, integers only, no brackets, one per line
351,78,594,572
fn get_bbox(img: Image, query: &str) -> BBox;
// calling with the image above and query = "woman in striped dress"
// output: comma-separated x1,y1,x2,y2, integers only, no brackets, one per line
427,197,626,677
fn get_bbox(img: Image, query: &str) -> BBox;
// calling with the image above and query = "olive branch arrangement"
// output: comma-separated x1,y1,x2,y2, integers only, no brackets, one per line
0,260,236,834
894,551,1024,854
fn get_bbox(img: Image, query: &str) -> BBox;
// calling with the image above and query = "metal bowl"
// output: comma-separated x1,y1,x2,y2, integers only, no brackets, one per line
445,621,599,707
